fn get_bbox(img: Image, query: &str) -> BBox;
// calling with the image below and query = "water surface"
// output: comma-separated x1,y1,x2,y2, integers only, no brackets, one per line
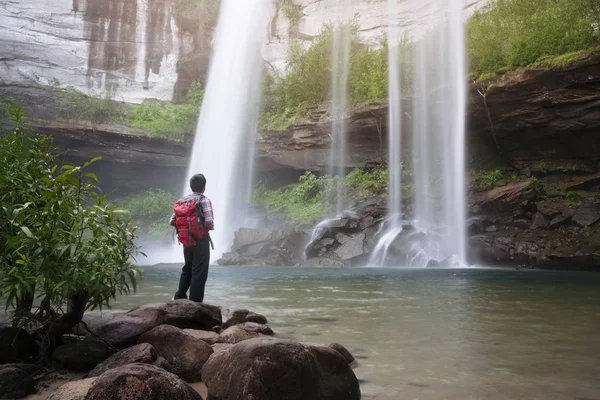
112,266,600,400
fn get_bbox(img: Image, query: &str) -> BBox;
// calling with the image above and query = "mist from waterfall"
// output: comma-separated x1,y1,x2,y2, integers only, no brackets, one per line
183,0,270,260
371,0,467,267
327,1,355,215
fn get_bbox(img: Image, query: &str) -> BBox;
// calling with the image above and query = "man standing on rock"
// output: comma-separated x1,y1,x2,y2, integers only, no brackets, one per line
170,173,214,303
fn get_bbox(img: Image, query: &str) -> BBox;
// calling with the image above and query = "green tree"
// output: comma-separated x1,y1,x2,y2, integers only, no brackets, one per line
0,106,141,361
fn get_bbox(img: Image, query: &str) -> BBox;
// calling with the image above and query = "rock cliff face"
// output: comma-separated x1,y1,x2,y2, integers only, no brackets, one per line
257,50,600,176
0,0,489,104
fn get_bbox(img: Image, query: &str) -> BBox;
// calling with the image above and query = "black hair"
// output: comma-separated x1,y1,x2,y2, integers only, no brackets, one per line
190,174,206,193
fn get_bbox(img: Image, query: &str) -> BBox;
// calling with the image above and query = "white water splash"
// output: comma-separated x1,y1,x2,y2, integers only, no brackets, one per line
183,0,271,260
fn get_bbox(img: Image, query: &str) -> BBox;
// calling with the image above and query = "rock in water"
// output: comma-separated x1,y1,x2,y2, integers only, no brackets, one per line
84,363,203,400
222,309,268,329
201,337,360,400
138,325,213,382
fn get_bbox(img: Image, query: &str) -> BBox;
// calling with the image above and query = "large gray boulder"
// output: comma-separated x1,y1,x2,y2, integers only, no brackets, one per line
138,325,213,382
88,343,169,378
201,337,360,400
90,300,221,349
84,363,203,400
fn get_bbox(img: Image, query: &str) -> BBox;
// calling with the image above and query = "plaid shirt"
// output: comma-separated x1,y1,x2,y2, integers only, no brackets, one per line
170,192,214,231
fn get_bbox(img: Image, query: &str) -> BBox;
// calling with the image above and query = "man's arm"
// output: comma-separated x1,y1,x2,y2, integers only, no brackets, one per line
169,213,176,226
200,198,214,231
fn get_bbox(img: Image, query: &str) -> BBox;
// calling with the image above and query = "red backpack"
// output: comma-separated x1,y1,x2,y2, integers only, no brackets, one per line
173,196,205,247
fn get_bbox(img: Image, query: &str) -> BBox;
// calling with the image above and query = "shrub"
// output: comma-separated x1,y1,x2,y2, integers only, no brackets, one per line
467,0,600,78
123,100,199,142
115,189,177,239
0,106,140,357
252,168,392,226
50,86,123,124
481,169,504,188
345,167,388,198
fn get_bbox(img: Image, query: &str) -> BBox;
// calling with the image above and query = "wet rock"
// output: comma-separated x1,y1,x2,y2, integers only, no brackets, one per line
202,337,360,400
0,327,38,364
235,322,274,336
530,213,550,230
53,340,110,371
573,201,600,227
334,232,367,261
485,225,498,233
535,200,563,218
426,259,440,268
84,363,203,400
323,218,352,229
232,228,278,252
466,217,485,235
298,257,345,268
46,377,96,400
565,173,600,191
183,329,220,344
469,229,600,270
90,300,221,349
88,343,167,378
220,228,309,266
0,365,34,399
138,325,213,382
217,252,254,266
222,309,268,329
216,326,261,344
549,215,571,229
470,180,535,214
327,342,355,365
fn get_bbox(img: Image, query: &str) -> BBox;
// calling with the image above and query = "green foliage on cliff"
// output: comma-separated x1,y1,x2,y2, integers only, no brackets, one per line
252,168,390,226
467,0,600,78
481,169,504,188
278,0,304,35
0,106,141,330
115,189,178,239
50,86,122,124
260,21,414,131
46,80,204,143
252,172,328,226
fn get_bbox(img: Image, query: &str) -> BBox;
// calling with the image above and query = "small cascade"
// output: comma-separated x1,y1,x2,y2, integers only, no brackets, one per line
307,0,356,256
183,0,270,260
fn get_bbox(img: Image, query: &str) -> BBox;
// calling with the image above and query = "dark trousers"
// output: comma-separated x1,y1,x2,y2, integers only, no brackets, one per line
175,239,211,303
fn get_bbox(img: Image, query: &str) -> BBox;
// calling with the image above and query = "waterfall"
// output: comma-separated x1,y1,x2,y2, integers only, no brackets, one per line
410,0,467,265
183,0,270,260
327,1,354,215
370,0,467,267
